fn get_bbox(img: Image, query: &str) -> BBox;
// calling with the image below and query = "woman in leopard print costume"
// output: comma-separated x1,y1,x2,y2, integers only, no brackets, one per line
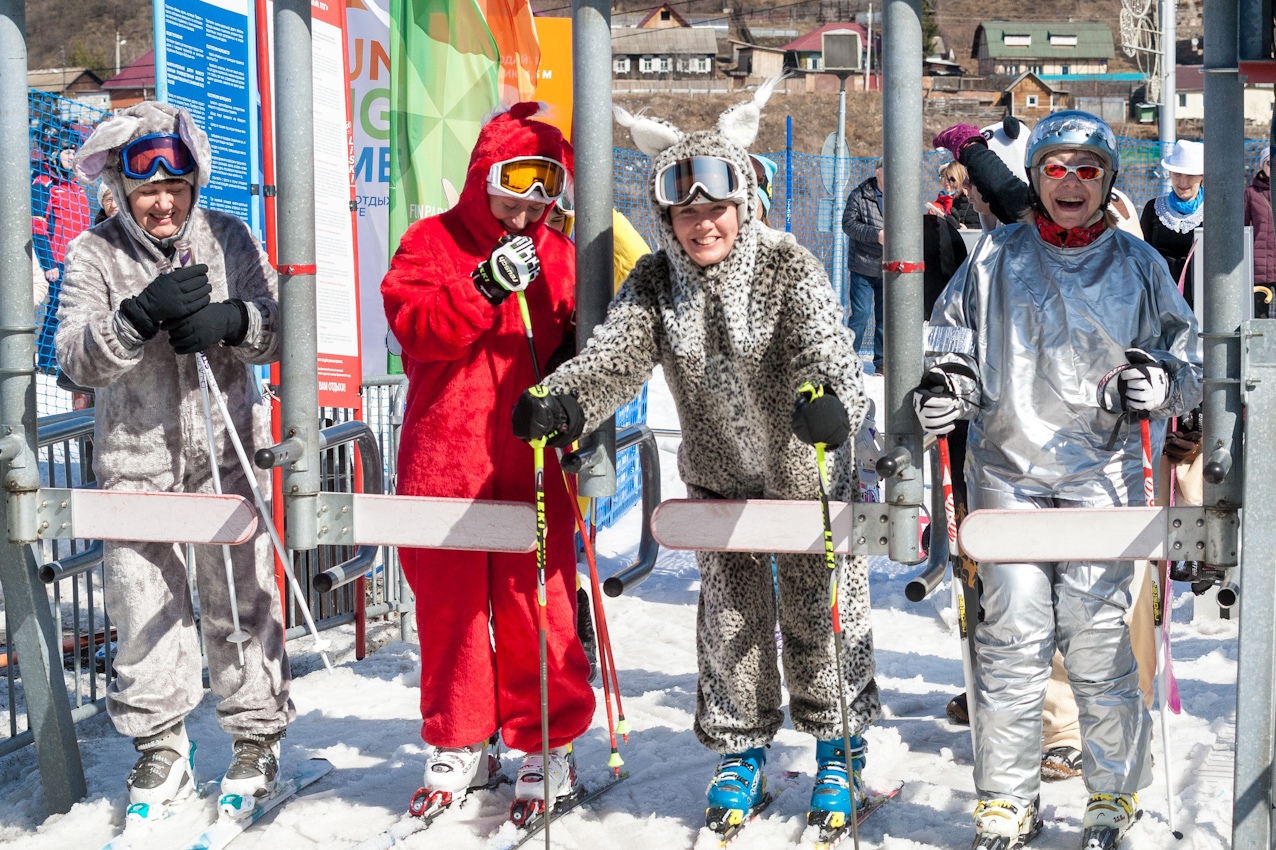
512,79,880,834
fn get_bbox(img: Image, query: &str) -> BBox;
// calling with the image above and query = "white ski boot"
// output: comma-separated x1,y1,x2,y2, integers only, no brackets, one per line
1081,793,1140,849
125,720,198,823
406,738,501,820
217,730,284,820
509,745,577,827
971,796,1043,850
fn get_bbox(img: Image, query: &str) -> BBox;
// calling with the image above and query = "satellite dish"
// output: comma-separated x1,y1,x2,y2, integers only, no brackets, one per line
821,132,852,194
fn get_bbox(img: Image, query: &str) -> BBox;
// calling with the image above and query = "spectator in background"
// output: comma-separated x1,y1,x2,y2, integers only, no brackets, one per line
929,161,982,229
1246,146,1274,318
95,183,119,225
32,123,92,371
842,160,885,375
1140,140,1204,303
750,153,778,226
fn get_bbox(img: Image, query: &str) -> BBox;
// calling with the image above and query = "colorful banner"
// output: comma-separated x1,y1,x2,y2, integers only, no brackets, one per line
476,0,540,104
346,0,393,373
154,0,260,234
532,16,571,139
388,0,499,242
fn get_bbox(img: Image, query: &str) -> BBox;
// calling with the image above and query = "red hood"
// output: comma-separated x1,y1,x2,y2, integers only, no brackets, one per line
447,102,574,248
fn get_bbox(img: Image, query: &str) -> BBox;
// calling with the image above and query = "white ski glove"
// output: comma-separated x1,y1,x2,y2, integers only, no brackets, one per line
1116,350,1172,412
913,362,978,436
473,235,541,305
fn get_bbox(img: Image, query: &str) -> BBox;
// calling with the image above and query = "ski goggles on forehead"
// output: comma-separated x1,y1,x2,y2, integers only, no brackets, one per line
120,133,196,180
487,156,567,202
654,156,745,207
1038,162,1105,182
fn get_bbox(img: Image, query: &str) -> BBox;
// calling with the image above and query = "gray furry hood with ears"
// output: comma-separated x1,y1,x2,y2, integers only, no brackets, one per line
75,102,212,250
613,77,781,357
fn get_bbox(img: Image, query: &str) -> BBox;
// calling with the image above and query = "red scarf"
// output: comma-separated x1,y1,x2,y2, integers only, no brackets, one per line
1035,214,1106,248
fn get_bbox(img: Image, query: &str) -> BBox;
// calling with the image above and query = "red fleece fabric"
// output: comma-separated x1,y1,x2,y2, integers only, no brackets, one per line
381,104,593,751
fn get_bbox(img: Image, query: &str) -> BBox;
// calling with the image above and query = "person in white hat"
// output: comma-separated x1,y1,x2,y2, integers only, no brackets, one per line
1139,139,1204,303
1245,146,1273,318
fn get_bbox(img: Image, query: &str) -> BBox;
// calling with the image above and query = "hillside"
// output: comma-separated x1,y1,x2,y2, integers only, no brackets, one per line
25,0,152,77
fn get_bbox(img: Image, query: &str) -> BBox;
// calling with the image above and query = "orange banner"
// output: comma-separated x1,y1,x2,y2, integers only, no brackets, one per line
476,0,540,104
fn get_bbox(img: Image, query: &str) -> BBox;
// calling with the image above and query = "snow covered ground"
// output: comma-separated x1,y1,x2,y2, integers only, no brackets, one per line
0,369,1240,849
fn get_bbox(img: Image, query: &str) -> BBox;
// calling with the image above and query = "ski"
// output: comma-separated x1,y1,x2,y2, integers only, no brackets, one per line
350,770,511,850
709,789,782,848
174,757,333,850
497,770,630,850
97,781,218,850
812,787,901,850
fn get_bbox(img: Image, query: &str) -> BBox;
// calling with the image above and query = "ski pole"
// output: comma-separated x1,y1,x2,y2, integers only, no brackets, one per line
194,353,334,673
1141,418,1180,839
197,353,250,665
800,381,860,850
515,290,629,756
936,434,978,747
168,242,249,666
527,404,553,850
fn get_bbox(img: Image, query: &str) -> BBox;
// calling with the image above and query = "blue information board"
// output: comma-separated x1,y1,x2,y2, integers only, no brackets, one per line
153,0,260,235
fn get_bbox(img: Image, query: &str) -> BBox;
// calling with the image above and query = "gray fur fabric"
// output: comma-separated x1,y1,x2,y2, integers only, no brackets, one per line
544,91,880,751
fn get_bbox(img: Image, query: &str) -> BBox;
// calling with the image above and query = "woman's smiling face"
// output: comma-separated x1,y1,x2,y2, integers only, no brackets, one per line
670,201,739,268
1037,150,1105,230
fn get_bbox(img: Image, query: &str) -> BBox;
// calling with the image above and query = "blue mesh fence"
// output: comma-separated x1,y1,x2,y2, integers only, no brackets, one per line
29,90,110,414
615,137,1272,358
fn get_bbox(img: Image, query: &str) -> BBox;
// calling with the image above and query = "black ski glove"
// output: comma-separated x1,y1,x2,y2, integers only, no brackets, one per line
792,384,851,448
164,300,250,355
118,264,211,340
473,235,541,306
511,388,585,448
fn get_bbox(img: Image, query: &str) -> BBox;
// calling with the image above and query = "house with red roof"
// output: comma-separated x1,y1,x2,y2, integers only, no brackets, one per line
782,23,869,73
102,50,155,112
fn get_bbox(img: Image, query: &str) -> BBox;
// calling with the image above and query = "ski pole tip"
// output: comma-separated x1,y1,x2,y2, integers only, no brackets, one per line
615,718,632,736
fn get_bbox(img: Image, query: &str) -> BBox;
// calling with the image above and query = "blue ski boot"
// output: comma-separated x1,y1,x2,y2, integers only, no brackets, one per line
705,747,768,833
808,736,866,833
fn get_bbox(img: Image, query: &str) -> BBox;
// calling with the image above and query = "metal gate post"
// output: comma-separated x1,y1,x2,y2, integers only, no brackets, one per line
880,0,925,564
1234,320,1276,847
273,0,321,550
0,0,87,814
570,0,617,500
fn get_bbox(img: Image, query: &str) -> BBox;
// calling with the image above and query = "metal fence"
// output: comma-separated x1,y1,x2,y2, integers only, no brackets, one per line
0,376,413,760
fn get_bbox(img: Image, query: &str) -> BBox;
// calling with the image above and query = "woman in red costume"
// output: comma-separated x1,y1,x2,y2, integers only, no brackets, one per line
381,103,594,819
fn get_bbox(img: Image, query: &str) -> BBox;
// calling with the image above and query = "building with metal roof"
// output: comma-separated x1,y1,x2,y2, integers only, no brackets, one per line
971,21,1114,77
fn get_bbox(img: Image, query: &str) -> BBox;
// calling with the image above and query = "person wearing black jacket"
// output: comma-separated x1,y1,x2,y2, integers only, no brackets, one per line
841,161,885,374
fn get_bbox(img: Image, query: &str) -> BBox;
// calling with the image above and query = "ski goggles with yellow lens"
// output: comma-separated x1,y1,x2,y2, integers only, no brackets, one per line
120,133,196,180
486,156,567,203
654,156,746,208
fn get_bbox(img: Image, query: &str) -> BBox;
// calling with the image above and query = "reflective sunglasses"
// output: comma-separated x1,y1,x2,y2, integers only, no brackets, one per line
487,156,567,203
120,133,196,180
654,156,744,207
1038,162,1105,182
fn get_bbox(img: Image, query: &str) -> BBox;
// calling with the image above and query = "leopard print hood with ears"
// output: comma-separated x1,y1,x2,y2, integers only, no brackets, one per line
614,77,779,359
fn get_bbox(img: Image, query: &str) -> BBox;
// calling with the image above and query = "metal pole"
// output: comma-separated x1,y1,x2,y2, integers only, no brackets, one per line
1159,0,1176,155
0,0,87,813
832,76,847,308
785,115,793,234
863,4,872,94
1202,0,1267,840
571,0,616,499
273,0,321,550
880,0,925,564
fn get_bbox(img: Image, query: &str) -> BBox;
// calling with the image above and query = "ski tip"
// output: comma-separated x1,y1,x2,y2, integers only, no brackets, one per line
1172,830,1184,840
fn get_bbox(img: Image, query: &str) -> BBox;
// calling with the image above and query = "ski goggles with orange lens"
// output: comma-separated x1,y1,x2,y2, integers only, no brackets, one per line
1037,162,1105,182
487,156,567,203
120,133,196,180
654,156,746,207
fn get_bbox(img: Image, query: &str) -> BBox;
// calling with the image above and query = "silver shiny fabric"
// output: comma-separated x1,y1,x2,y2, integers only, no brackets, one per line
930,224,1202,503
928,223,1200,805
968,483,1151,804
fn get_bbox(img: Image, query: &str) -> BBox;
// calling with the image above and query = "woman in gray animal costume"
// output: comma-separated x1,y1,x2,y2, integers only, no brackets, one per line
511,80,880,838
56,102,293,821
